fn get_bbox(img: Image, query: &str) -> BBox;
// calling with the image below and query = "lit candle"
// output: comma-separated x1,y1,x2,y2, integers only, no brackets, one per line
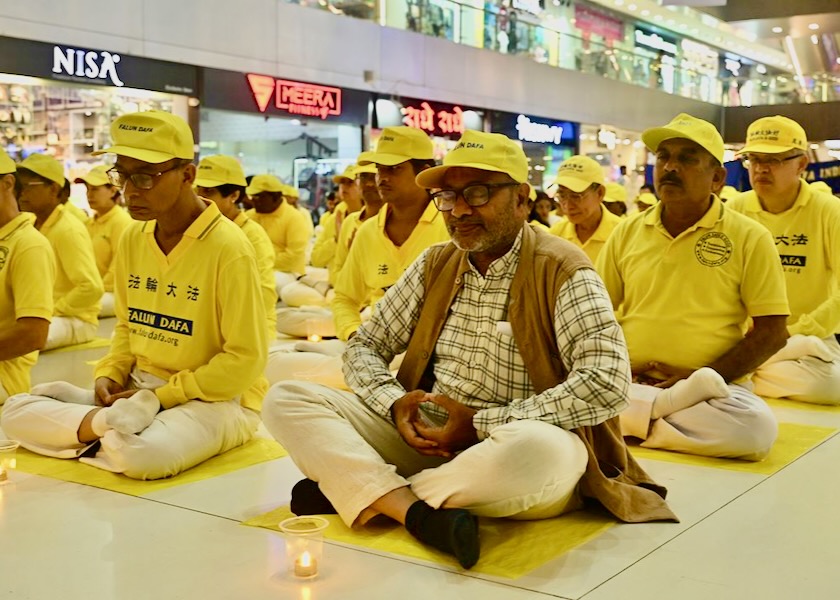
0,466,7,483
307,334,321,343
294,551,318,578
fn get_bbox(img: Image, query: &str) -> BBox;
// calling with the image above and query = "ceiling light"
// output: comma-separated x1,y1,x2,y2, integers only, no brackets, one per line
772,26,783,34
756,64,767,74
641,9,649,16
808,23,819,30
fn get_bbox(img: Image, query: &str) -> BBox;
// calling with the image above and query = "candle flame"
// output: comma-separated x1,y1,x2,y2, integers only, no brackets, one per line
300,551,312,567
308,335,321,343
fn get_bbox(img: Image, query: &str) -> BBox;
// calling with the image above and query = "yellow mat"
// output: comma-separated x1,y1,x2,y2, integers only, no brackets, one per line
14,437,287,496
629,422,837,475
44,337,112,354
243,506,615,579
764,398,840,413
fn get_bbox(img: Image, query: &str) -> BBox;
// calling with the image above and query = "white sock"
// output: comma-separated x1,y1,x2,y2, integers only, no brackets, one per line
91,390,160,436
30,381,95,405
764,335,833,365
651,367,729,419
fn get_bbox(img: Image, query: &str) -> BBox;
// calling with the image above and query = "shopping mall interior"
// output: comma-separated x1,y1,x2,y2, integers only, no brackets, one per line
1,1,840,599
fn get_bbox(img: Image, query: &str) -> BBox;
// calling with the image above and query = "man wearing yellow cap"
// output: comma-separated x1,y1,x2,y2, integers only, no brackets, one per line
76,164,132,317
309,165,363,273
635,191,658,212
245,174,308,294
2,111,267,479
0,150,55,403
17,153,102,349
195,154,277,342
596,113,789,459
603,182,628,217
549,156,622,263
281,184,314,240
263,130,675,570
728,116,840,405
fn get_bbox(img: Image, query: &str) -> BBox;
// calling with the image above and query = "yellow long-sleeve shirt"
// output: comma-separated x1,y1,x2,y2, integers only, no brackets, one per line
728,181,840,338
310,211,337,269
245,201,307,274
94,202,268,411
235,211,278,341
87,205,133,293
0,214,55,396
39,204,102,324
332,201,450,340
331,210,366,279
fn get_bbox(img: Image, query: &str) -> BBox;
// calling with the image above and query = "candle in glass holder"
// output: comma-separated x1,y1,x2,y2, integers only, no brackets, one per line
307,334,321,343
294,551,318,578
0,441,19,484
279,515,328,580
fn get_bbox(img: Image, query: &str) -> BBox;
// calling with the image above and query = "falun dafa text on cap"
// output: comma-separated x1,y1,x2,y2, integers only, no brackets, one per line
94,110,195,164
738,115,808,155
642,113,725,164
415,130,528,189
195,155,247,188
357,126,434,166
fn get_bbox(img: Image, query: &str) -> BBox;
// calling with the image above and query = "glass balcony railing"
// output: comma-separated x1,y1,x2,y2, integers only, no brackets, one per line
287,0,840,107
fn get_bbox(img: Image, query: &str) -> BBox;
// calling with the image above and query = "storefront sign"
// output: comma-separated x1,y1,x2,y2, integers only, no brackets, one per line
202,68,369,124
634,29,678,55
0,36,197,94
492,111,578,147
247,74,342,120
374,97,483,138
401,101,465,136
574,6,624,42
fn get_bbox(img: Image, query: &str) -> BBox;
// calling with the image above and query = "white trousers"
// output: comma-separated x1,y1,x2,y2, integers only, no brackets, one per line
620,382,777,461
276,307,337,338
264,352,348,390
752,335,840,405
44,317,98,350
274,271,299,297
0,372,260,480
262,381,588,527
99,292,115,318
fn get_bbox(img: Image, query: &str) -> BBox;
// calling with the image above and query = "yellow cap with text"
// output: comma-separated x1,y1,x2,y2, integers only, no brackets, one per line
553,155,605,193
358,126,434,166
95,110,195,164
738,115,807,155
195,155,247,187
642,113,725,164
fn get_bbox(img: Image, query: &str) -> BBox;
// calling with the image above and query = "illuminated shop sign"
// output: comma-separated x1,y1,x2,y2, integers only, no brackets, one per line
634,29,678,55
374,97,483,138
493,112,577,147
52,46,124,87
401,101,465,136
247,74,342,120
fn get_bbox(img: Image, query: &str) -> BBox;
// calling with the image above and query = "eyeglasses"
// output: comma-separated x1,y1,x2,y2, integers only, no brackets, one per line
557,184,598,204
18,180,46,189
431,182,519,212
740,154,804,169
107,162,185,190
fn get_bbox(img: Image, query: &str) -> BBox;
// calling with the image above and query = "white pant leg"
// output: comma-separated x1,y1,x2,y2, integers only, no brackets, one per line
98,292,115,318
80,400,260,480
274,271,299,296
304,266,329,282
409,421,587,520
0,394,94,458
640,383,778,460
276,307,336,338
753,336,840,405
43,317,98,350
280,282,329,308
262,381,447,526
264,351,348,390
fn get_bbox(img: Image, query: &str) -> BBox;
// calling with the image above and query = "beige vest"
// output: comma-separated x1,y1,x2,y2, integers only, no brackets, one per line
396,224,677,523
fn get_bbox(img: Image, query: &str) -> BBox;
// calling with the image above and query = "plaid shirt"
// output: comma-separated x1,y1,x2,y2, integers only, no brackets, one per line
344,229,630,435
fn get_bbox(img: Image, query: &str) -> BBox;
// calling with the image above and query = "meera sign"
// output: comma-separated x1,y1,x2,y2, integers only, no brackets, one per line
247,73,342,120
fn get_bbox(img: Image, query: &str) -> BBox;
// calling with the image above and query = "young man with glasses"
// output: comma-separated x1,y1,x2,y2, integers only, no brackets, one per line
549,155,622,263
596,114,789,459
2,111,268,479
262,130,675,570
17,153,102,350
728,116,840,405
0,150,55,404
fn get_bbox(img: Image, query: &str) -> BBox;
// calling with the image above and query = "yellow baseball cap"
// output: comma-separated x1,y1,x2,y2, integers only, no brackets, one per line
604,182,627,203
642,113,725,164
553,155,605,193
282,184,300,198
358,126,434,166
18,153,65,186
528,184,537,201
415,130,528,188
332,165,358,184
246,174,285,196
738,115,807,155
74,165,111,186
355,163,377,175
195,155,247,187
637,192,658,206
0,149,15,175
94,110,195,164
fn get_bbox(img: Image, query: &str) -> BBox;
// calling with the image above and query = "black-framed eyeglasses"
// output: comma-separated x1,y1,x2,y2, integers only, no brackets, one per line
107,162,185,190
431,182,519,212
740,154,804,169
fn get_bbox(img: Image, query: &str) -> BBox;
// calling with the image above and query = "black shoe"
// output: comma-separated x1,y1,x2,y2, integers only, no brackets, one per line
289,478,337,516
405,501,480,569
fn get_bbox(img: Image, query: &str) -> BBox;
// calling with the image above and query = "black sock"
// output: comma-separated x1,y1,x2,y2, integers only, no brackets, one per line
290,479,337,516
404,500,480,569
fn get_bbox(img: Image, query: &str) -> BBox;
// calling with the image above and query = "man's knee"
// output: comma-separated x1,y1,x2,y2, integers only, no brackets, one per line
485,421,588,483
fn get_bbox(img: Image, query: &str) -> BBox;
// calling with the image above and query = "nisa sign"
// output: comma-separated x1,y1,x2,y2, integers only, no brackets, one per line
52,45,124,87
247,74,342,120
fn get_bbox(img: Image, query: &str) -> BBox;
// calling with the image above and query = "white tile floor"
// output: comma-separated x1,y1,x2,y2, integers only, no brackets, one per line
2,319,839,600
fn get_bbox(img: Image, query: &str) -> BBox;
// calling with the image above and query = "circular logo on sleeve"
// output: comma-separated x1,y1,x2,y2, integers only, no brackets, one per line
695,232,732,267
